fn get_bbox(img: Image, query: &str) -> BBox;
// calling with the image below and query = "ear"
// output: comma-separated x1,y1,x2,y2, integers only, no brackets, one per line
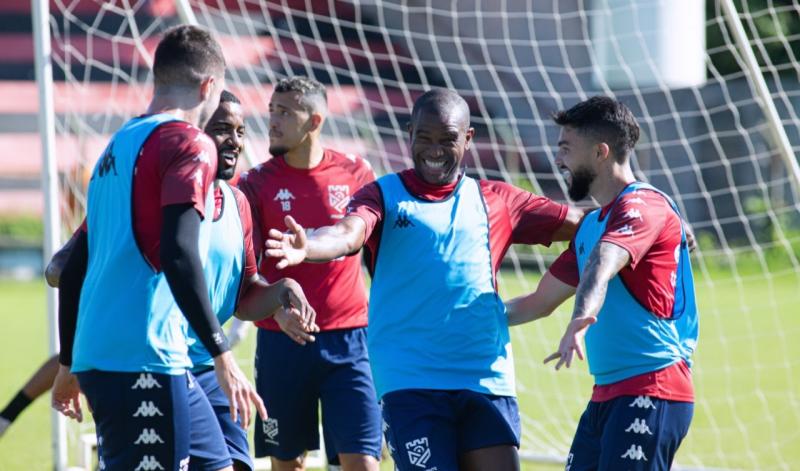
309,113,324,132
464,127,476,150
199,76,216,101
596,142,611,162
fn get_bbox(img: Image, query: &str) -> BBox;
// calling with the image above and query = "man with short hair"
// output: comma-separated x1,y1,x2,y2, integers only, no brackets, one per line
238,76,381,471
51,26,265,471
507,96,698,470
266,88,583,471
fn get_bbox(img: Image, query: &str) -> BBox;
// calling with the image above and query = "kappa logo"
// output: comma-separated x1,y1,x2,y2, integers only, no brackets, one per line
625,208,643,221
274,188,295,212
565,452,573,471
628,396,656,409
179,456,190,471
578,242,585,256
262,418,279,444
620,444,648,461
193,149,211,165
328,184,351,213
625,418,653,435
134,455,165,471
133,401,164,418
393,209,414,229
134,428,164,445
98,456,106,470
616,224,635,236
405,437,431,468
95,143,118,178
131,373,162,390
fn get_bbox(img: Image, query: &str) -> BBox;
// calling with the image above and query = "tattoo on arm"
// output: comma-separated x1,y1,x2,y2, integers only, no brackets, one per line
571,242,631,321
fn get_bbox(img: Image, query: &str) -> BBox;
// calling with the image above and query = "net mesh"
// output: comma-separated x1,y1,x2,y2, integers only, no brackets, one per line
44,0,800,468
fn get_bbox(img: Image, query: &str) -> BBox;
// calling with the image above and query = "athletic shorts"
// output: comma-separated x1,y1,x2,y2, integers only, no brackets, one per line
193,367,252,470
77,370,231,471
380,388,520,471
566,395,693,471
253,328,382,464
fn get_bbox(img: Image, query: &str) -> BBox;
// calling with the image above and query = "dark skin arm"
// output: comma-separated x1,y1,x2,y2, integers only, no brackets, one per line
544,241,631,370
45,230,80,288
236,275,319,345
266,215,367,268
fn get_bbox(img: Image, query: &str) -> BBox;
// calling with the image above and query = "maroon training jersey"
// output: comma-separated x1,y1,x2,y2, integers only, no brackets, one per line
238,149,375,331
549,188,694,402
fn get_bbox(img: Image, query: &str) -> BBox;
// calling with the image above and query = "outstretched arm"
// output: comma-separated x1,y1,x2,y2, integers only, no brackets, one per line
265,215,367,269
236,275,318,345
506,271,576,326
544,242,630,370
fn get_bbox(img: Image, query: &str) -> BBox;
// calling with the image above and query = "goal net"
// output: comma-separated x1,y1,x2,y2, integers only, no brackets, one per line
39,0,800,469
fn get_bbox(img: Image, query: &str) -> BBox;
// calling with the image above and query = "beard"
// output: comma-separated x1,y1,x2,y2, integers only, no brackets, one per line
567,166,596,201
216,165,236,181
269,145,290,157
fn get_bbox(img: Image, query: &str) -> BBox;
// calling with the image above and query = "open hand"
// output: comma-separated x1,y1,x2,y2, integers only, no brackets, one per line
544,316,597,371
265,216,308,269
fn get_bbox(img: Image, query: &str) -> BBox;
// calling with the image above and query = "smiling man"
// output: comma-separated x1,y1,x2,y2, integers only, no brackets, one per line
265,88,583,471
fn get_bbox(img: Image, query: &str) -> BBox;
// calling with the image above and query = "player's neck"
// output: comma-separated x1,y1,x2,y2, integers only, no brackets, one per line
591,165,636,207
283,139,324,170
146,94,203,128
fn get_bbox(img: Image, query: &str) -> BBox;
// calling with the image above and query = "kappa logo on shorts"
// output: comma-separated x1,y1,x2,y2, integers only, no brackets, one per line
262,418,279,444
628,396,656,409
134,455,165,471
405,437,431,468
131,373,162,390
134,428,165,445
620,444,648,461
625,418,653,435
98,456,106,470
133,401,164,418
179,456,190,471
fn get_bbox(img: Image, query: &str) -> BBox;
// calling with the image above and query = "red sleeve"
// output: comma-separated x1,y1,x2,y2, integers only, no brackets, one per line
232,187,258,277
600,191,669,270
157,124,217,219
549,241,579,287
355,156,377,189
236,170,264,254
484,181,568,245
346,181,383,244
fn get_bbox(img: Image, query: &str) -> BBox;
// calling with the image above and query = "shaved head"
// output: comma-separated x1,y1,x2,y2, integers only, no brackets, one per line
410,89,471,132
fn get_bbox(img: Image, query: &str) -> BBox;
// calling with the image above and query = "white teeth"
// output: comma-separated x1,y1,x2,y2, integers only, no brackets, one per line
425,159,445,168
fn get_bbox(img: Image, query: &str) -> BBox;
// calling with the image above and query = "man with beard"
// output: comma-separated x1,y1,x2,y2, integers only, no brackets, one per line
237,76,381,471
265,88,583,471
506,96,698,470
51,26,265,471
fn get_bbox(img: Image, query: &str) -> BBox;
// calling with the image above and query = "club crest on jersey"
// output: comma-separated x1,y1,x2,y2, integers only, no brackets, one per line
328,185,351,213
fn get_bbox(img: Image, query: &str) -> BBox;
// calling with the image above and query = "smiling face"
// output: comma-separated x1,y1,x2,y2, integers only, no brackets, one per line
204,100,245,180
555,126,598,201
409,109,474,186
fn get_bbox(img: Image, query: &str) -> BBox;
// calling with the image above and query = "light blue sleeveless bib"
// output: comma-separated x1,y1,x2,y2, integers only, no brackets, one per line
368,173,515,398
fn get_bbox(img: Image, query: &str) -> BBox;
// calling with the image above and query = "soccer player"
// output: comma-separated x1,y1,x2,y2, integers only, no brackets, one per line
51,26,266,471
265,88,583,471
506,96,698,470
237,76,381,471
0,355,58,437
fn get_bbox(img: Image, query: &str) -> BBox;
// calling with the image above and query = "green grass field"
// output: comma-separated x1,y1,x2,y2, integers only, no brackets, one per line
0,269,798,470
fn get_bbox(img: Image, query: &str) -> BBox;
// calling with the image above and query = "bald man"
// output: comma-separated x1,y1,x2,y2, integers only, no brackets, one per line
265,89,584,471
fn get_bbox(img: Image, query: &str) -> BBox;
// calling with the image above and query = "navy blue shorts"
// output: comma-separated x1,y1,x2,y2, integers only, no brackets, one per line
380,389,520,471
77,371,194,471
192,368,250,470
566,395,693,471
253,328,382,464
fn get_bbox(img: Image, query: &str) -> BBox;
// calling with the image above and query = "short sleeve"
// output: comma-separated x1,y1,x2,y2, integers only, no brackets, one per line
346,181,384,243
600,191,669,270
549,241,579,287
484,181,568,245
158,124,218,219
236,169,265,252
